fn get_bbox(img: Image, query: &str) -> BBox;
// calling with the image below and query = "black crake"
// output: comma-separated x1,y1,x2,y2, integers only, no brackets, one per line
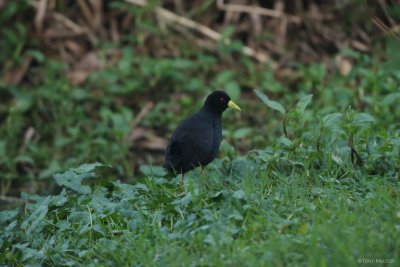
164,91,241,177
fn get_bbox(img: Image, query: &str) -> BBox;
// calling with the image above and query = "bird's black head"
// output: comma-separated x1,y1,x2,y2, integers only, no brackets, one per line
202,90,241,114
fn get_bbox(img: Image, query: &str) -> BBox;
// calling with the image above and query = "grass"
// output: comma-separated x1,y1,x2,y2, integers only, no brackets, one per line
0,142,399,266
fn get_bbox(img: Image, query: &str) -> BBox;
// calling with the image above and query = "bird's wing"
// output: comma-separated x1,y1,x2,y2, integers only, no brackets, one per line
164,133,185,171
178,119,214,165
164,113,215,172
169,138,182,155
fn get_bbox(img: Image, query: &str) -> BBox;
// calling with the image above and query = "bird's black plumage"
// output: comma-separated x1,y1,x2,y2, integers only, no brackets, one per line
164,91,240,175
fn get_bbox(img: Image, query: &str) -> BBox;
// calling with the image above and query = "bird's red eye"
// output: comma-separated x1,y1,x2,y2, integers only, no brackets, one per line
220,97,226,103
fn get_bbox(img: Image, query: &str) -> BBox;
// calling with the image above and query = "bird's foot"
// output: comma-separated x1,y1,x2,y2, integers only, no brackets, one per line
179,174,185,192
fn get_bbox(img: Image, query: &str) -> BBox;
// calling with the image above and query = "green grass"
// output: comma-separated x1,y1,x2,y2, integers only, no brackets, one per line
0,142,399,266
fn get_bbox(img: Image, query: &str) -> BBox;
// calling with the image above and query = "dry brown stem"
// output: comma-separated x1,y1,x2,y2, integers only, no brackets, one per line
124,0,273,66
216,0,301,24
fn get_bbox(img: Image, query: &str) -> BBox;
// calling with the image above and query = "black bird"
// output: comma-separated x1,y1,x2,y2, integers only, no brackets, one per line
164,91,241,181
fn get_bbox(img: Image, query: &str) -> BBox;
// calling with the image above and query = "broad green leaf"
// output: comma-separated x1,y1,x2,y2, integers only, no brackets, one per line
278,136,293,147
172,193,192,206
21,197,51,235
38,160,61,179
311,187,324,195
233,128,252,139
13,243,45,261
323,113,343,128
52,189,68,206
28,49,45,62
231,157,251,177
215,70,235,85
228,210,243,221
0,209,19,222
297,223,309,234
171,59,194,69
353,113,375,127
221,26,235,40
10,97,32,113
14,155,34,165
232,189,246,200
133,183,150,192
54,170,93,194
382,92,400,105
295,94,313,115
72,162,103,174
139,165,167,177
225,81,240,100
254,89,286,114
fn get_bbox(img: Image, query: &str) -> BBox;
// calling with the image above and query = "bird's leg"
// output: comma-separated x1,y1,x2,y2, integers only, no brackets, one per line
180,173,184,190
199,166,204,193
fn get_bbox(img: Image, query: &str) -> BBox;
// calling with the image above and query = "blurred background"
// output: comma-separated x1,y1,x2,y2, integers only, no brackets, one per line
0,0,399,201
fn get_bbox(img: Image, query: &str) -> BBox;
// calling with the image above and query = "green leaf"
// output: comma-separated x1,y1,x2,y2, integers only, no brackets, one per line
14,155,34,165
28,50,45,62
295,94,313,115
254,89,286,114
53,166,97,194
323,113,343,128
21,197,51,235
353,113,375,127
233,128,252,139
297,223,309,234
52,189,69,206
38,160,61,179
14,243,45,261
10,97,33,113
0,209,19,222
139,165,167,177
172,193,192,206
221,26,235,40
225,81,240,100
231,157,251,177
72,163,103,174
382,92,400,105
278,136,293,147
215,70,235,85
57,171,92,194
171,59,194,69
232,189,246,200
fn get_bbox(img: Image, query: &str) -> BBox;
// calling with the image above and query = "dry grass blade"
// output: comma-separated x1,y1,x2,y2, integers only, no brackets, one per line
216,0,301,24
52,13,86,34
124,0,273,66
89,0,103,31
34,0,48,32
77,0,94,28
370,15,400,40
350,40,370,52
3,55,32,85
132,102,154,128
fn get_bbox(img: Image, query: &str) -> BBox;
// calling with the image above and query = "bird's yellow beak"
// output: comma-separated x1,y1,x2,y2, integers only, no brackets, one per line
228,100,241,111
